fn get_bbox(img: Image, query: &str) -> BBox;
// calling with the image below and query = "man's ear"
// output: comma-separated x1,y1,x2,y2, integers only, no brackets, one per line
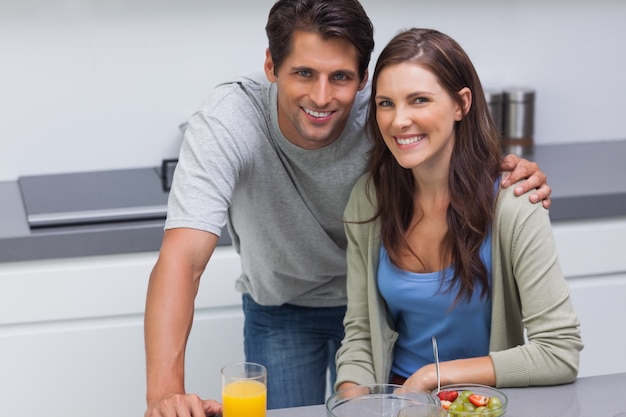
456,87,472,120
264,48,277,83
358,69,369,91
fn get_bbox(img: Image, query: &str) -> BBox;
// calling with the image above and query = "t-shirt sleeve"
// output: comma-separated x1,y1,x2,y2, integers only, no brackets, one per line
164,106,245,236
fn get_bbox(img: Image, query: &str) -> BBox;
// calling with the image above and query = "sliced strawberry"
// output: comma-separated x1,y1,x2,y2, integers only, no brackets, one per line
468,394,490,407
437,390,458,402
439,399,452,410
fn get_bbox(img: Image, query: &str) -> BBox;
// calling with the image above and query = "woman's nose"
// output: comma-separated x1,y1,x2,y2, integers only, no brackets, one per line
392,106,412,129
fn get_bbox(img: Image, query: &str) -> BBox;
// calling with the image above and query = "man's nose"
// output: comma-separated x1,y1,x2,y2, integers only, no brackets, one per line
309,79,332,107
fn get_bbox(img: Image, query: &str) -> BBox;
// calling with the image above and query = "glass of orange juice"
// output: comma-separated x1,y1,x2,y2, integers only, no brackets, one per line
221,362,267,417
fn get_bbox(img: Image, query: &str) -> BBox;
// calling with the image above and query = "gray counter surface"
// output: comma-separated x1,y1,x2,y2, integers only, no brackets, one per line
1,139,625,263
268,372,626,417
530,140,626,221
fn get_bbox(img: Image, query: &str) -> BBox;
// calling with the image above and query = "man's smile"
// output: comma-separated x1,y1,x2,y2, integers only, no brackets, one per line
303,107,334,119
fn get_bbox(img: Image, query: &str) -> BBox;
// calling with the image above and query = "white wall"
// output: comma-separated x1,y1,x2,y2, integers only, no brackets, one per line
2,0,625,181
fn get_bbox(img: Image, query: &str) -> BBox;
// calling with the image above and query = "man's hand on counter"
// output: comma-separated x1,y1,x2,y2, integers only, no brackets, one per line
145,393,222,417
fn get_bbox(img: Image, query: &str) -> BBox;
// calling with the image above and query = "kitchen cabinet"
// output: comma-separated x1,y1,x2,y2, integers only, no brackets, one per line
1,216,624,415
0,246,244,416
552,216,626,378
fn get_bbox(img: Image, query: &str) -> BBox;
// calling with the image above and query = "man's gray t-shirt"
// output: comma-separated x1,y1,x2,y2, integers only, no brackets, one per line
165,73,371,307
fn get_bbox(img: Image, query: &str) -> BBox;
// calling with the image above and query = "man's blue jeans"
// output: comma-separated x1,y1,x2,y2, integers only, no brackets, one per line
242,293,346,409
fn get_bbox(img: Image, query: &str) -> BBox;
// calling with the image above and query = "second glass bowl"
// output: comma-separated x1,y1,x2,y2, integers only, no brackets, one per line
326,383,438,417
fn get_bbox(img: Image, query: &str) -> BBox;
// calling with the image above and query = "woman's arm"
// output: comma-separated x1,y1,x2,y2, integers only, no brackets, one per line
405,356,496,392
406,186,583,391
490,185,583,387
335,178,380,389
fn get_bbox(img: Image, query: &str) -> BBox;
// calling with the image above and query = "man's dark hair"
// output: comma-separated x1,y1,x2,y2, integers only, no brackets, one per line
265,0,374,81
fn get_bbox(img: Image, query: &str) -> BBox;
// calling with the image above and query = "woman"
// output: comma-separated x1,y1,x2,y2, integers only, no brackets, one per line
335,28,583,393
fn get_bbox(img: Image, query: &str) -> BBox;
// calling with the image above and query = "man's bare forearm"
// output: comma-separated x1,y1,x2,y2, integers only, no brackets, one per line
144,229,218,406
144,258,197,404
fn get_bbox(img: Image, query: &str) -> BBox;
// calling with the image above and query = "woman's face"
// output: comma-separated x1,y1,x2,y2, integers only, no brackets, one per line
374,62,467,172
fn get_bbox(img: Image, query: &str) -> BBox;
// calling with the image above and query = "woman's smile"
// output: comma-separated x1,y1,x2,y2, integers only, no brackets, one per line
394,134,426,146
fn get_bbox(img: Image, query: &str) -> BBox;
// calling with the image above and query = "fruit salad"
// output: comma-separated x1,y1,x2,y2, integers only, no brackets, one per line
436,388,505,416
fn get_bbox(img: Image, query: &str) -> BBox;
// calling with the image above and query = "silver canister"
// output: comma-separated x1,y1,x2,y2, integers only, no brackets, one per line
502,88,535,156
484,89,503,135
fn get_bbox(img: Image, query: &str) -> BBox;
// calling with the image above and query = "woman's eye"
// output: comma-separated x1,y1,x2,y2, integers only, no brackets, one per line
378,100,392,107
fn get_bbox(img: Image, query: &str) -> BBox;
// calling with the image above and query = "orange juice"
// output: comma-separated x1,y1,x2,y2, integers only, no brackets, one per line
222,379,267,417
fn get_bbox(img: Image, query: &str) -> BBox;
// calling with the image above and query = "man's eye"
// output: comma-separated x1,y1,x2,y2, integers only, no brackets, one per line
297,70,312,77
333,73,348,81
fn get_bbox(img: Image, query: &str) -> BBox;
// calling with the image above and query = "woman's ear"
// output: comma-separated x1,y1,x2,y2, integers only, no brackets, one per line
456,87,472,120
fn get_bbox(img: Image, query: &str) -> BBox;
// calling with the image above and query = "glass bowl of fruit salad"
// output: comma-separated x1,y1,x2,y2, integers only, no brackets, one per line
431,384,507,416
326,384,439,417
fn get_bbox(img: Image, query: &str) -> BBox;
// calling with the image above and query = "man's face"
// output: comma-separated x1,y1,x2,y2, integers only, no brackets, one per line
264,31,368,150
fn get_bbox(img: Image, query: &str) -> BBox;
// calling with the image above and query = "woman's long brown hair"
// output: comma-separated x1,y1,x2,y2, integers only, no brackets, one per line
365,28,502,302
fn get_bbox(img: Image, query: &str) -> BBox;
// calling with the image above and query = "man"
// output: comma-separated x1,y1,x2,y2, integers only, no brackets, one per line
144,0,551,415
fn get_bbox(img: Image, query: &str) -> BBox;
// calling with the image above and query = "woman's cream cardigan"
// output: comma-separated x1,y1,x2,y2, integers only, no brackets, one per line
335,174,583,389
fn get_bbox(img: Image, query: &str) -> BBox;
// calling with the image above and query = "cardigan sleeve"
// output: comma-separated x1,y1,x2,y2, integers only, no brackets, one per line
335,175,379,388
489,183,584,387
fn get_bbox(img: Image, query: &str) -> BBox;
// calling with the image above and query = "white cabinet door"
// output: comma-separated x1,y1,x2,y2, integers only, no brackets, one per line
553,217,626,378
1,316,147,416
553,217,626,279
0,247,243,416
567,273,626,378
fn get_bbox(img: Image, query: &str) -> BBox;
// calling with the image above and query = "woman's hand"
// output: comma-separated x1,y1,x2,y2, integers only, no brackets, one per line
403,364,438,392
337,381,359,392
403,357,496,393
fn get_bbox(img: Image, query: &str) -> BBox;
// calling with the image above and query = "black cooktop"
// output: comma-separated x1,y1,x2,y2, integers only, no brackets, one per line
18,167,169,228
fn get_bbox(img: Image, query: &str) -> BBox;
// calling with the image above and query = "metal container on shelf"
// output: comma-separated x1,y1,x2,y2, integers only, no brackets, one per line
484,89,503,135
502,87,535,156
